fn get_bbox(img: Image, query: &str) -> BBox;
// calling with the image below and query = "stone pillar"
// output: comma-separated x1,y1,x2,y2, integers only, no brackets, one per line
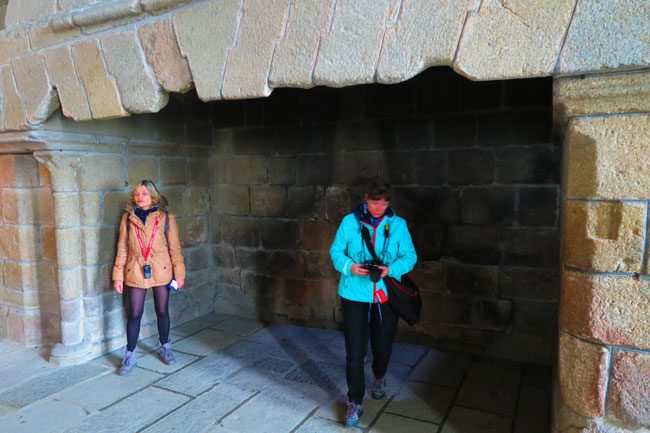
0,152,58,346
554,72,650,431
33,151,90,365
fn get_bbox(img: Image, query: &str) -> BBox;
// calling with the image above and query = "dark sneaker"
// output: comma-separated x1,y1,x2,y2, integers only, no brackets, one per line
345,401,363,427
159,342,175,365
119,350,137,375
371,377,386,399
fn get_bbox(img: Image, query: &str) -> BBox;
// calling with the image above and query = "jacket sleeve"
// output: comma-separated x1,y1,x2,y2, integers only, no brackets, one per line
329,219,354,277
167,212,186,280
112,212,129,282
388,220,417,279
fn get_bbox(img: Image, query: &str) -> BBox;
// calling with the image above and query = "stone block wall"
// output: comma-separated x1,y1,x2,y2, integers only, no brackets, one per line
84,115,212,357
209,67,559,364
0,154,59,345
555,100,650,430
0,98,215,363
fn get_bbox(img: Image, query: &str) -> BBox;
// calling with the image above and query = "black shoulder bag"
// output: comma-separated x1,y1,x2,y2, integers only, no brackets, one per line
361,226,421,326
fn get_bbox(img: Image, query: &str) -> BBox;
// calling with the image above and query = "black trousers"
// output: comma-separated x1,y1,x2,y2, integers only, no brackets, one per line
341,297,399,404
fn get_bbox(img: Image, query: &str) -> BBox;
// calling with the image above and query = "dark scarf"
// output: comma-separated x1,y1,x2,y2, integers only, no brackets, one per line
134,206,157,225
354,201,394,227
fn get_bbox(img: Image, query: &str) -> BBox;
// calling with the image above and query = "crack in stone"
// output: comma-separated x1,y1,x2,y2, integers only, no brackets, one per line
497,0,531,29
310,0,338,87
219,0,245,100
374,0,404,82
266,0,293,92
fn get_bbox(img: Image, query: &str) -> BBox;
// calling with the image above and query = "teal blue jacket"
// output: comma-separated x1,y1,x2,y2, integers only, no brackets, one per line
329,209,417,303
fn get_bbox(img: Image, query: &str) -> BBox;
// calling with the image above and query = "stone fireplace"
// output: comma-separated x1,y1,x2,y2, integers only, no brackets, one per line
207,68,558,366
0,1,648,432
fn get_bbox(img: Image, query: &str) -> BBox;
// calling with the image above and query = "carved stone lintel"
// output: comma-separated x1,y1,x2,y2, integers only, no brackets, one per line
554,71,650,123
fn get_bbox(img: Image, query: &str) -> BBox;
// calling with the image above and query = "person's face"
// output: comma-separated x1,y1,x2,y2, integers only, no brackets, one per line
366,196,389,218
134,186,153,210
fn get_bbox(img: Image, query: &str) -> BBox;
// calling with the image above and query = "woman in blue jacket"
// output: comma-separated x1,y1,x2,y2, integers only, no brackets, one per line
330,177,417,427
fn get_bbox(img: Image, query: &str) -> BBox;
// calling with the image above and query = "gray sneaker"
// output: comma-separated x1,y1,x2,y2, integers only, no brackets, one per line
345,401,363,427
159,342,175,365
371,377,386,399
119,350,137,375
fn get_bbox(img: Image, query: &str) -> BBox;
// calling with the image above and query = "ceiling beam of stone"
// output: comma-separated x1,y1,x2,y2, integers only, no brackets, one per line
0,0,646,131
454,0,576,80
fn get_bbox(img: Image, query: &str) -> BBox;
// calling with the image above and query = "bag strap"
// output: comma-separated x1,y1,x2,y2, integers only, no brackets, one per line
126,210,170,243
361,226,378,260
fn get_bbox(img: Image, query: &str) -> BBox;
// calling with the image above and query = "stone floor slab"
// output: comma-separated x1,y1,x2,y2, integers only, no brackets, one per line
226,366,336,404
246,323,322,346
408,349,472,388
300,340,348,365
456,359,522,417
0,403,15,417
441,406,513,433
219,390,318,433
0,314,550,433
169,319,213,337
58,367,163,411
172,329,240,356
222,339,300,365
0,340,22,357
60,387,189,433
514,386,551,433
295,415,362,433
156,352,243,396
211,316,267,336
245,325,349,364
0,363,110,408
386,381,455,423
136,350,199,374
196,311,234,325
370,412,439,433
204,427,240,433
284,359,346,396
252,356,295,374
390,342,429,367
1,398,88,433
308,327,346,347
142,383,255,433
0,347,57,391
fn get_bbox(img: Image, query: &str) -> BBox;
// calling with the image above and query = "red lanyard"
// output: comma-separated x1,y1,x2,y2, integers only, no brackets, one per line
134,216,160,262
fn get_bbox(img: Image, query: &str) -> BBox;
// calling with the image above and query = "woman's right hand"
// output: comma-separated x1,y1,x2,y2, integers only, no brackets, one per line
114,281,124,294
350,264,370,276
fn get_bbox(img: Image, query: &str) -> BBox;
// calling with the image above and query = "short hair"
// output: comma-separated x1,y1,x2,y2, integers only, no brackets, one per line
365,177,392,201
125,179,168,211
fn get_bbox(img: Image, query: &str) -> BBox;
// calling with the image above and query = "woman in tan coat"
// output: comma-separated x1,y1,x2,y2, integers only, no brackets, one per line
112,180,186,375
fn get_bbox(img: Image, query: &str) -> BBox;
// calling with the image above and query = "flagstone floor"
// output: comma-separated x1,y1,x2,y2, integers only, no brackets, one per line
0,312,551,433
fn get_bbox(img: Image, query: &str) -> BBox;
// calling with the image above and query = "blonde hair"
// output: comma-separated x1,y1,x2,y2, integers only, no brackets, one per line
125,179,168,212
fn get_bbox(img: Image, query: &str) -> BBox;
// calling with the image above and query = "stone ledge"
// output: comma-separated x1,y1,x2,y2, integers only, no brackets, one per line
554,71,650,121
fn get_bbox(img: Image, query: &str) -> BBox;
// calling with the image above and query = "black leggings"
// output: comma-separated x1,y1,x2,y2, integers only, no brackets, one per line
126,285,170,352
341,297,399,404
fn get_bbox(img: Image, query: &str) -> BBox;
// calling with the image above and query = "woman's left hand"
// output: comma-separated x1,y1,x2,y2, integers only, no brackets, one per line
176,279,185,289
378,266,390,279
